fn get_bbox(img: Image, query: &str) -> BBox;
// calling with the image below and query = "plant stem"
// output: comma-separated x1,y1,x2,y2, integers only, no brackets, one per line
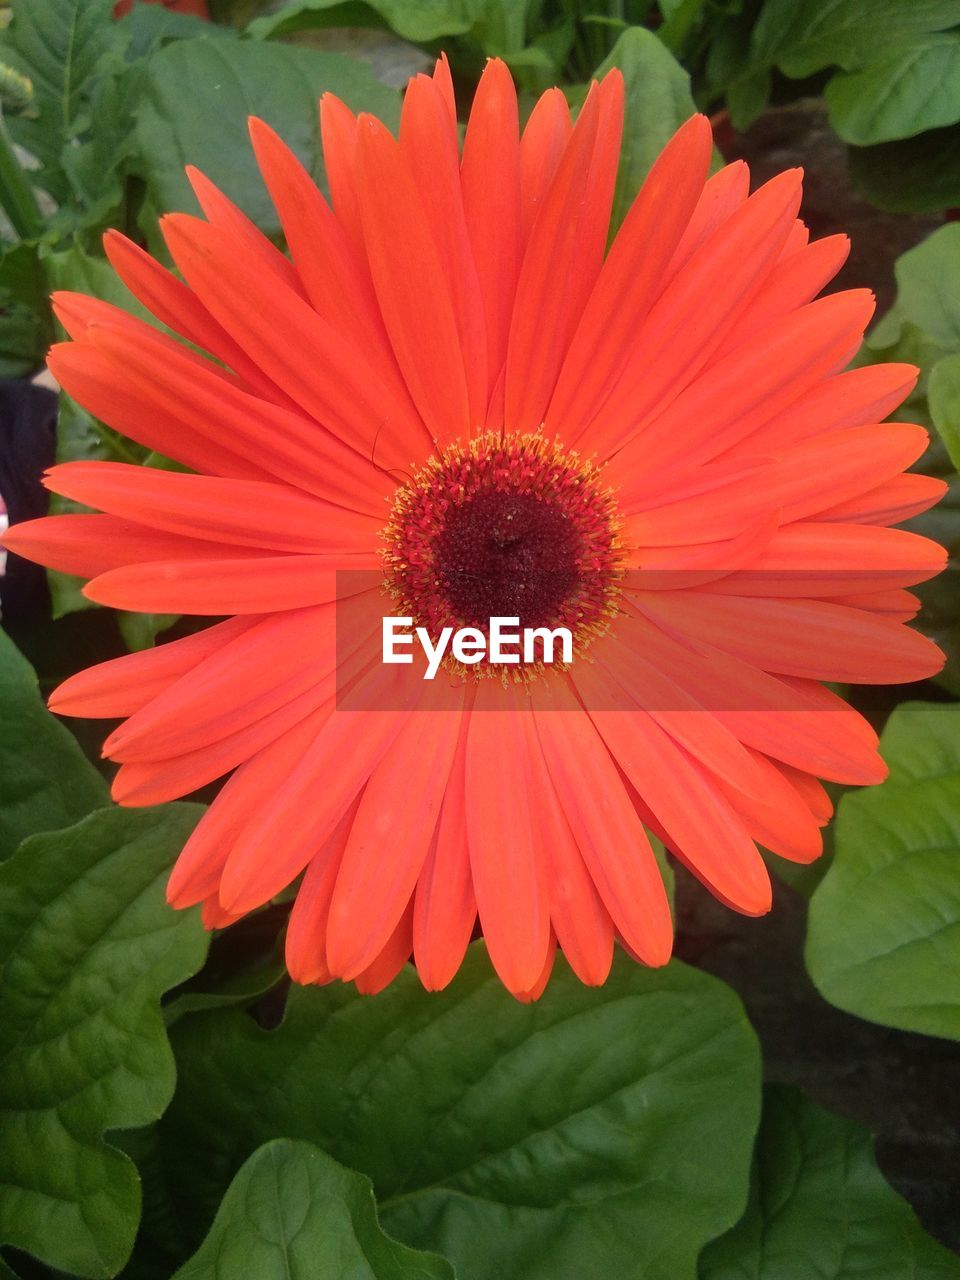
0,109,42,241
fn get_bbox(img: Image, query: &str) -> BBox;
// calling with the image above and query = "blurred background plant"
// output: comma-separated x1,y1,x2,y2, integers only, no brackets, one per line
0,3,958,1279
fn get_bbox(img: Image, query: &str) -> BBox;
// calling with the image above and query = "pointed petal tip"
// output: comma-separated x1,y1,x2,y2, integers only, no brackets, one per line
642,923,675,969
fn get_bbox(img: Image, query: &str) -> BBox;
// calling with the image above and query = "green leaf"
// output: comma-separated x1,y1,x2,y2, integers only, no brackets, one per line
123,3,233,60
0,627,108,859
246,0,481,44
748,0,960,78
850,123,960,213
159,950,760,1280
0,0,122,203
133,37,399,240
806,702,960,1041
55,60,142,242
930,352,960,470
0,804,209,1278
0,241,49,315
0,305,47,377
172,1139,455,1280
0,242,52,377
656,0,710,55
117,611,180,653
826,35,960,145
725,68,771,131
593,27,699,234
882,224,960,351
700,1084,960,1279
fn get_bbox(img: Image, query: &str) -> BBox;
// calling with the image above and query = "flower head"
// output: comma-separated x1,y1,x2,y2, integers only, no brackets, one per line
4,56,946,999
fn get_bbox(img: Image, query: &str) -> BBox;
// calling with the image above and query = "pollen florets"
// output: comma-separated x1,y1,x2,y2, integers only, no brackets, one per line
382,431,623,674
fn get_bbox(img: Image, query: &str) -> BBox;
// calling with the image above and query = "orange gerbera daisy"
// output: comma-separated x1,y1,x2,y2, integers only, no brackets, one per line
4,58,946,999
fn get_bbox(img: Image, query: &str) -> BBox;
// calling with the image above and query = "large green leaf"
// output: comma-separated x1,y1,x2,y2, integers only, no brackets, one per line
133,37,399,240
700,1085,960,1279
748,0,960,78
0,627,108,859
806,703,960,1041
247,0,481,43
0,804,208,1278
826,35,960,145
0,0,122,202
159,951,760,1280
593,27,698,234
172,1140,455,1280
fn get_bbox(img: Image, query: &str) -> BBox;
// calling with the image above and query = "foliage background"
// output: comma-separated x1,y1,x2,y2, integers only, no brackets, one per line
0,0,958,1276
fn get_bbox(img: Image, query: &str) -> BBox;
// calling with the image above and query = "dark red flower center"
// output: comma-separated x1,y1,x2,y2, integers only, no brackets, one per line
382,432,623,672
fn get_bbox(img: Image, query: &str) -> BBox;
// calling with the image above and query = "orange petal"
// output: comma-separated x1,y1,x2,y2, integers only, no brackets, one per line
578,169,804,456
525,734,614,986
711,233,850,360
53,328,391,514
615,289,876,482
505,73,624,433
186,164,306,297
318,93,365,254
413,710,477,992
461,58,521,400
575,662,772,916
111,685,332,805
44,462,380,554
217,662,420,915
47,616,254,717
247,116,408,402
324,679,464,980
354,899,414,995
664,159,750,279
162,211,429,468
400,75,488,431
166,701,333,908
531,676,673,966
84,553,374,615
702,522,947,596
102,604,341,761
614,608,885,784
2,513,265,579
632,588,945,684
547,113,712,437
819,472,948,526
739,362,919,451
465,678,552,994
519,87,571,246
102,231,300,411
284,798,360,985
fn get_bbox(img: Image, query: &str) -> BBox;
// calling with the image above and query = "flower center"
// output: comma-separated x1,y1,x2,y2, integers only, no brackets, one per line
382,431,623,673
